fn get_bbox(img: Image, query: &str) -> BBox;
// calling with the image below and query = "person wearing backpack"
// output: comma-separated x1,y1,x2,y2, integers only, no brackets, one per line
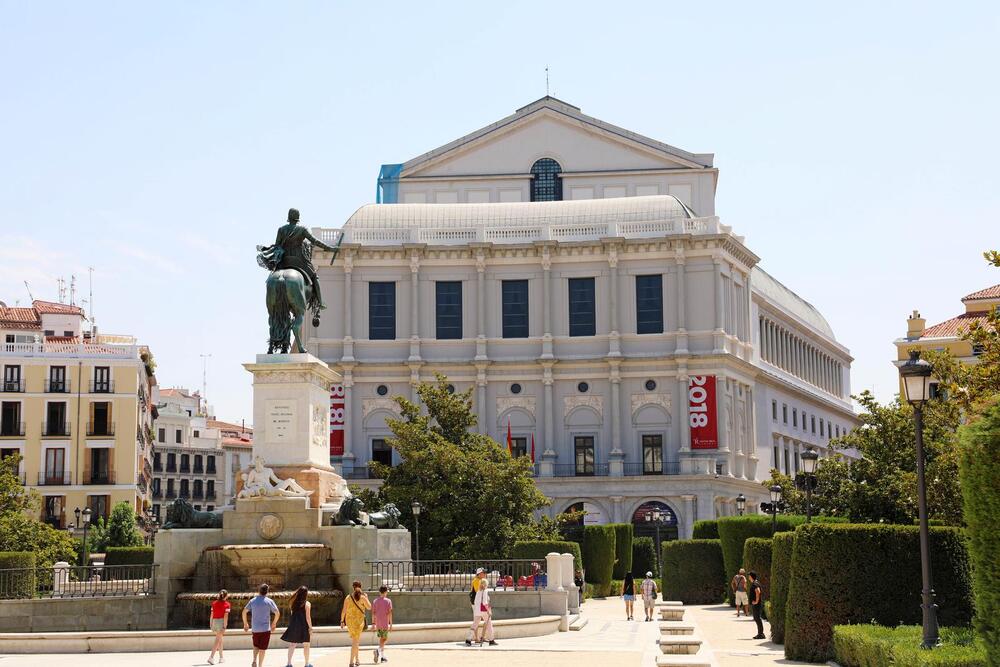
640,571,659,622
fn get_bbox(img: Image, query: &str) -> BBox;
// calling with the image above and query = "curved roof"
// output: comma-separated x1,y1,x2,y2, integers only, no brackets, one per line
344,195,696,229
751,267,836,340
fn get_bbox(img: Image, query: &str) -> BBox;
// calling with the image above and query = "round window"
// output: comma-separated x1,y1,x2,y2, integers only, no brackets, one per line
376,384,389,397
577,382,589,393
446,384,456,394
511,383,522,395
645,379,657,391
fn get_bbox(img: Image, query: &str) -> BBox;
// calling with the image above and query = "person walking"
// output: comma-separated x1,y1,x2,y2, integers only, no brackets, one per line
371,585,393,663
640,571,659,622
467,578,497,646
748,571,766,640
207,589,230,665
464,569,487,646
340,580,371,667
731,568,749,617
574,571,584,607
242,583,280,667
281,585,313,667
621,572,636,620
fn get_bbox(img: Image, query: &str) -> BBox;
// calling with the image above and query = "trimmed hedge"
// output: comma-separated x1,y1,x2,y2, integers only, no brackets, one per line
784,523,973,663
104,546,154,566
742,537,773,600
718,515,802,605
610,523,634,579
958,400,1000,667
511,540,583,574
0,552,36,599
692,519,719,539
768,531,795,644
581,525,616,597
631,536,657,578
661,539,726,604
833,625,985,667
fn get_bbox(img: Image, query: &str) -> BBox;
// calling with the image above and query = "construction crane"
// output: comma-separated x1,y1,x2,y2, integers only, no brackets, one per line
23,281,35,303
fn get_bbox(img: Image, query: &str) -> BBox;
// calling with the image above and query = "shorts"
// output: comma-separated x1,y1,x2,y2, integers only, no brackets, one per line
252,631,271,650
623,594,635,601
210,618,226,632
643,596,656,609
734,591,749,605
376,628,390,639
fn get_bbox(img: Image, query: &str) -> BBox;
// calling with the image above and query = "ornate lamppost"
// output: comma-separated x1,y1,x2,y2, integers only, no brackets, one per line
760,485,783,534
799,447,819,522
735,494,746,516
73,507,93,567
645,509,667,553
411,500,422,572
899,350,940,649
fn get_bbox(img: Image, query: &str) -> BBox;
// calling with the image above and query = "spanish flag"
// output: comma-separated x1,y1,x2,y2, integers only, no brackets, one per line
506,421,513,455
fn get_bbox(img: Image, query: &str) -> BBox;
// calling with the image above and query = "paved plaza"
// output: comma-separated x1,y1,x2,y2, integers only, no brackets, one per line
0,597,815,667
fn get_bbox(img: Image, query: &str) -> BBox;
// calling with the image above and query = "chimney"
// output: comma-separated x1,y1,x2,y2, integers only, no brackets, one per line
907,310,925,339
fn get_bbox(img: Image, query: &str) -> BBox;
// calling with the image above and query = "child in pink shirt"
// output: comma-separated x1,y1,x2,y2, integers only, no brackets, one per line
371,585,393,663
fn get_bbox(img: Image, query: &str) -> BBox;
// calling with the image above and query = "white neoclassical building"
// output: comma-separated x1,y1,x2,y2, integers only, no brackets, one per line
306,97,857,540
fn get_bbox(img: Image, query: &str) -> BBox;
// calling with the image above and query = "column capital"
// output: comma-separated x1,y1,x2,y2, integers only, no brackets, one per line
343,252,354,272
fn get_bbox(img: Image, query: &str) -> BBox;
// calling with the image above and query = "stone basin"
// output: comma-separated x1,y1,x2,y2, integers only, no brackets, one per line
194,543,334,592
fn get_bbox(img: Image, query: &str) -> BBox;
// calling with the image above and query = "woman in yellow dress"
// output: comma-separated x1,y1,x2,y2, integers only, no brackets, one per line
340,580,371,667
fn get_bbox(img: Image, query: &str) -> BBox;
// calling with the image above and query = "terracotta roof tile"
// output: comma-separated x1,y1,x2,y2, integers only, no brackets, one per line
32,300,85,316
222,437,253,447
44,336,80,343
208,419,253,434
0,306,41,330
963,284,1000,301
921,311,991,338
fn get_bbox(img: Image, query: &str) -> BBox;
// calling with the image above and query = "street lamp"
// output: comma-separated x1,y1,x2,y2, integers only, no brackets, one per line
899,350,939,649
645,510,666,555
410,500,422,572
800,447,819,523
76,507,93,568
735,494,746,516
760,485,783,534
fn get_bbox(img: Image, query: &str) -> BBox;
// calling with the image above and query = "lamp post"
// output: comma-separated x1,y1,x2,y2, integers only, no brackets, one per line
735,494,746,516
800,447,819,522
899,350,940,649
645,509,667,553
760,485,782,534
75,507,93,568
411,500,422,573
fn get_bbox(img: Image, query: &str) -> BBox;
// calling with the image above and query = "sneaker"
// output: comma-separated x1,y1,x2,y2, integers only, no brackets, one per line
381,658,388,663
488,640,498,646
465,640,473,646
208,659,215,665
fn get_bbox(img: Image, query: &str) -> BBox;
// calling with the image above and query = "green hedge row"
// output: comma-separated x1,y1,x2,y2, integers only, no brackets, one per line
581,525,616,597
718,515,802,605
661,539,726,604
692,519,719,539
784,524,973,662
958,400,1000,667
768,532,795,644
104,546,154,566
611,523,633,580
742,537,773,600
0,552,36,599
833,625,985,667
631,536,657,578
511,540,583,573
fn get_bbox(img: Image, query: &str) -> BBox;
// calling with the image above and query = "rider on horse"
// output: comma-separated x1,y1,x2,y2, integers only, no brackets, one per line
257,208,339,311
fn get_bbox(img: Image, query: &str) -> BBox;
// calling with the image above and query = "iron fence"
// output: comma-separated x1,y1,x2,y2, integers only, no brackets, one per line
0,564,157,599
623,461,682,476
367,559,552,592
552,463,610,477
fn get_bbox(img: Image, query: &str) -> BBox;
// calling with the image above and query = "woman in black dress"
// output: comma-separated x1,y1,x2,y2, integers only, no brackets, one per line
281,585,313,666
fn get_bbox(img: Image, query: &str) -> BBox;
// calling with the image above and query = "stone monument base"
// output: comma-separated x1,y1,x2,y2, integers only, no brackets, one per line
234,466,349,510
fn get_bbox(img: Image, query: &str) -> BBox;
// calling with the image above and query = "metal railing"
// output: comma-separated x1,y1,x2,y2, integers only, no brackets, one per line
206,490,217,500
623,461,682,476
0,564,157,599
152,488,162,499
86,421,115,437
368,559,550,592
165,489,177,499
0,421,25,437
552,463,610,478
90,380,115,393
43,421,71,437
165,462,177,472
343,466,386,480
38,470,72,485
83,470,115,485
206,464,217,475
179,464,190,473
45,380,70,393
0,379,25,393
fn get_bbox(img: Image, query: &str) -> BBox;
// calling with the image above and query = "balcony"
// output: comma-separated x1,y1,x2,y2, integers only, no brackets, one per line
0,379,24,393
0,422,25,437
153,460,162,472
552,464,610,478
179,463,191,474
152,488,163,499
192,489,203,500
165,462,177,473
165,489,177,499
86,422,115,437
206,463,216,475
43,513,66,530
206,490,217,500
137,477,148,495
193,463,204,474
343,465,387,480
38,470,72,486
42,421,71,437
179,488,190,499
90,380,115,393
83,470,115,485
45,380,70,393
623,461,682,476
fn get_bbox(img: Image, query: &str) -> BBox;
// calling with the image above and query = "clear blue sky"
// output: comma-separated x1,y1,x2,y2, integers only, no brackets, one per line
2,2,997,423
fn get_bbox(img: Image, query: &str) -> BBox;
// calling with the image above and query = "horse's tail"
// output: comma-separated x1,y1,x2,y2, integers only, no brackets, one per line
268,274,292,348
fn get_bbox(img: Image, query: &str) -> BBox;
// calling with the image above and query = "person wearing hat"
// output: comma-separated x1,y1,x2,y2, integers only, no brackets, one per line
466,569,496,646
640,571,659,621
258,207,339,311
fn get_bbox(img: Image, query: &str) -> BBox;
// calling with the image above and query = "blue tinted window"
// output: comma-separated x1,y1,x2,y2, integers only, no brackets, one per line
636,274,664,334
530,158,563,202
369,282,395,340
435,281,463,339
502,280,529,338
568,278,596,337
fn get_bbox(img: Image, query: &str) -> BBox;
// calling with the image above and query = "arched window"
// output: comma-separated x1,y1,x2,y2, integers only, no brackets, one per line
530,158,563,201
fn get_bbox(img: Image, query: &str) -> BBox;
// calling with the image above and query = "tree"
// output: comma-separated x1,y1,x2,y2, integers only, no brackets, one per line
0,454,77,567
0,454,36,516
106,501,143,548
376,375,557,559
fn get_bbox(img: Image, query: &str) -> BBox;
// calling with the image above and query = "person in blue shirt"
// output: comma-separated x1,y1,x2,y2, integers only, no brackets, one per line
242,583,280,667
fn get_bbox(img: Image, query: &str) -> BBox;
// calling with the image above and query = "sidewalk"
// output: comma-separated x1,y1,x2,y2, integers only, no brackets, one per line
682,603,814,667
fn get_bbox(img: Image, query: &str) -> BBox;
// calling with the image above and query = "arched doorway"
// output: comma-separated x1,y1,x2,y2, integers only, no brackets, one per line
631,500,679,543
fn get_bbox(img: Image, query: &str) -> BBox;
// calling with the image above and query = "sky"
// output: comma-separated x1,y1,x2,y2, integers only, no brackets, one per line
1,2,998,424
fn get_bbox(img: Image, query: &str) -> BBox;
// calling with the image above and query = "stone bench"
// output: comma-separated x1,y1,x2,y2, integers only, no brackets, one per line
657,637,703,655
660,607,685,621
655,658,711,667
659,622,695,636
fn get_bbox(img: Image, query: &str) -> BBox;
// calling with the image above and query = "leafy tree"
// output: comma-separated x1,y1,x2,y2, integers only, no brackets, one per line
86,502,143,552
376,375,556,559
0,456,77,567
0,454,36,516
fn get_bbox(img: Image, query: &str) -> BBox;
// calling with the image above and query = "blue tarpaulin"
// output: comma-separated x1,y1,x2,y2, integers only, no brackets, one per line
376,163,402,203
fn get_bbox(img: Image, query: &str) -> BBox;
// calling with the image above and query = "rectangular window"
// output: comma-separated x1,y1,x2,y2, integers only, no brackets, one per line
792,409,798,428
193,429,200,438
783,449,790,474
773,444,780,470
771,400,777,421
835,425,840,438
435,281,463,339
89,448,110,484
93,366,111,393
206,480,215,498
574,436,595,476
44,447,65,484
511,437,527,458
43,496,64,528
193,455,203,473
90,401,111,436
46,402,67,436
158,428,165,442
206,455,216,474
782,404,788,424
642,434,663,474
152,504,161,521
368,282,396,340
371,438,392,467
193,479,203,498
501,280,529,338
179,479,189,498
88,495,108,523
2,365,21,392
635,275,664,334
166,479,175,497
811,415,816,434
180,454,190,473
166,453,176,472
48,366,66,393
568,278,596,337
152,478,161,495
1,401,21,436
819,420,824,437
175,429,182,444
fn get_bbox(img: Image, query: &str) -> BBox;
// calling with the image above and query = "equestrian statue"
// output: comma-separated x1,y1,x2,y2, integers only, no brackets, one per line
257,208,343,353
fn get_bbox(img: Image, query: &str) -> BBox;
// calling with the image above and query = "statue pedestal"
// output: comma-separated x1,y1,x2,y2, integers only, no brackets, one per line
242,354,348,509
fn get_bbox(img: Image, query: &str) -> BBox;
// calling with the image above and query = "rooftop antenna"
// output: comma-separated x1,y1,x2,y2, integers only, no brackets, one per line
69,275,77,306
545,65,550,96
87,267,95,334
200,353,212,415
23,281,35,303
57,277,66,303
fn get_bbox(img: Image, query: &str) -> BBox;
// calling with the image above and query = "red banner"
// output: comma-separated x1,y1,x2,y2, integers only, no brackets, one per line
330,385,345,457
688,375,718,450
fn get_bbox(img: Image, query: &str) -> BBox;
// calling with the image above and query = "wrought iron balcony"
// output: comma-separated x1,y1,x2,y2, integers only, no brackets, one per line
623,461,682,476
0,379,24,393
552,463,610,478
83,470,115,485
44,380,70,393
86,422,115,437
42,421,71,437
90,380,114,393
0,422,25,437
38,470,72,486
